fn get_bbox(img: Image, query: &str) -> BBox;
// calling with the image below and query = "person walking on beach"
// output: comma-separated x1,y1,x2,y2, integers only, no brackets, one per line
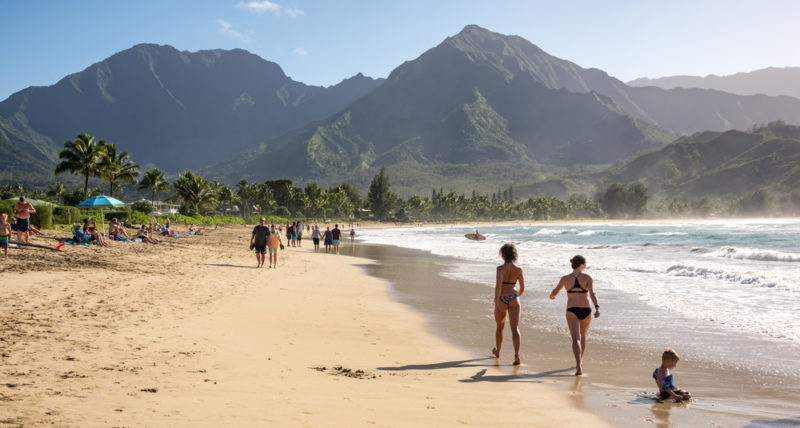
296,220,303,247
323,226,333,253
250,217,270,268
312,225,320,252
550,255,599,375
290,221,298,247
492,243,525,365
0,213,11,257
267,224,281,268
13,196,36,243
331,224,342,255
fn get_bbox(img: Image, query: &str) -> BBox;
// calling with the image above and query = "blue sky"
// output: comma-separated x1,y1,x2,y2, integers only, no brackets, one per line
2,0,799,100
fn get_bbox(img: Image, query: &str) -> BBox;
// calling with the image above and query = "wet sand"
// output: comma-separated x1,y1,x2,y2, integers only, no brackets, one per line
1,227,606,426
350,242,800,428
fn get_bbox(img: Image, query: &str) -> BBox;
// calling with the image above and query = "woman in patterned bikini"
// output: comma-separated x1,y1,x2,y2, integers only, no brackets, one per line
492,243,525,365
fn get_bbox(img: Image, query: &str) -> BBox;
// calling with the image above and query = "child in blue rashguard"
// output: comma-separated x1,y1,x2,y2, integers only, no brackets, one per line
653,348,691,402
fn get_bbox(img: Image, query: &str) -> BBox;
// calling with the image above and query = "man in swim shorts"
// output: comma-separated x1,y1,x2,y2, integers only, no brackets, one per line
331,224,342,255
251,217,270,268
13,196,36,243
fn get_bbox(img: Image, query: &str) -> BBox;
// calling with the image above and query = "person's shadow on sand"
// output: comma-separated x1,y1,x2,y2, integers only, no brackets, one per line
459,367,574,383
202,263,259,269
378,358,495,371
743,417,800,427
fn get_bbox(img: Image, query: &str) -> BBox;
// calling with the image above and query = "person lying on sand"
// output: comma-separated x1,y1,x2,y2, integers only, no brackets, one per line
653,348,691,402
137,225,159,244
188,224,203,235
492,243,525,366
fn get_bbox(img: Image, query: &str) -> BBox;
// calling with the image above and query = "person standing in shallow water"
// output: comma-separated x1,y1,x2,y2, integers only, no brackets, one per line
492,243,525,366
550,255,600,376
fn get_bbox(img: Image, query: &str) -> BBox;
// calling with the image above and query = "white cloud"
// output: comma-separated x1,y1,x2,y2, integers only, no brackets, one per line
292,47,308,56
235,1,304,17
217,19,252,43
284,7,304,17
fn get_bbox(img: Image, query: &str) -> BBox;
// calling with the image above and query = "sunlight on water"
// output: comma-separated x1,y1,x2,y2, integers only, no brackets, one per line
359,220,800,346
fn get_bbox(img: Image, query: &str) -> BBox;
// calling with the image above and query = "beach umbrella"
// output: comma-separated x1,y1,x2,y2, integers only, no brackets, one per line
148,211,162,217
77,195,126,234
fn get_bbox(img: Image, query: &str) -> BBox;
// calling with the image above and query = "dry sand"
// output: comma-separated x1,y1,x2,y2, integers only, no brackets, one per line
1,226,607,427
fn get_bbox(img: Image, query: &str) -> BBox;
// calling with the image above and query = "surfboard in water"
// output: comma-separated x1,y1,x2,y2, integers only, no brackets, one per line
464,233,486,241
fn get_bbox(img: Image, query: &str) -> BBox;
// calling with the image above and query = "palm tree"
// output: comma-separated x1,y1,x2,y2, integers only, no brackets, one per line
173,171,214,211
54,134,106,197
99,143,139,197
46,182,65,204
138,169,170,203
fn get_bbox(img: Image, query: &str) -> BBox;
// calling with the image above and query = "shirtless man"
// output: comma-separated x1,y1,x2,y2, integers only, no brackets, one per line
13,196,36,243
109,218,130,240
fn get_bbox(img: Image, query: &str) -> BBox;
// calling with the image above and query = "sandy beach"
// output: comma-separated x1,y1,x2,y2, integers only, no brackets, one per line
1,226,607,427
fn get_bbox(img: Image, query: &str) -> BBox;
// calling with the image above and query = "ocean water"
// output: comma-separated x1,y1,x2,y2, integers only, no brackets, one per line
358,220,800,379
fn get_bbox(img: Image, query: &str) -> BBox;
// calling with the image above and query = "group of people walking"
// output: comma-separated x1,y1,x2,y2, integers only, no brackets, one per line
493,243,599,375
250,219,355,267
493,243,690,400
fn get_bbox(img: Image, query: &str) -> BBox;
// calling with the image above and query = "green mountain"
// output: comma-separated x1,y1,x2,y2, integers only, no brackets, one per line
518,122,800,200
213,26,678,188
628,67,800,99
0,44,383,181
437,26,800,135
5,25,800,198
211,25,800,192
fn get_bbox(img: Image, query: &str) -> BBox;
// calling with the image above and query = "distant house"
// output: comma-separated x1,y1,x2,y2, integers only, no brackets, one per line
152,200,180,214
129,198,180,214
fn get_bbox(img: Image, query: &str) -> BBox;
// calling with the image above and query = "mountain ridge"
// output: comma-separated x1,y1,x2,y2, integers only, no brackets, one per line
627,67,800,99
0,43,383,176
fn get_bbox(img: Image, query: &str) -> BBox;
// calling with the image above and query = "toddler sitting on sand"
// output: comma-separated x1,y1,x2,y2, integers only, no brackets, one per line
653,348,691,402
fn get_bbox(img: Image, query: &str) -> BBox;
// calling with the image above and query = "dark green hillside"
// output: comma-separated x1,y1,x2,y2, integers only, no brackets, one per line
0,44,383,174
0,117,57,183
517,123,800,200
217,26,674,188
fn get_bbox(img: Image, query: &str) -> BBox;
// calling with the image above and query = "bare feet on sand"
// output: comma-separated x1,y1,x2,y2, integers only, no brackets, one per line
491,348,499,358
513,355,520,366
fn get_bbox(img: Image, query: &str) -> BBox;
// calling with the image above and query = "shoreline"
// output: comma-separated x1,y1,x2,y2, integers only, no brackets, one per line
1,226,607,426
356,216,800,230
349,240,800,427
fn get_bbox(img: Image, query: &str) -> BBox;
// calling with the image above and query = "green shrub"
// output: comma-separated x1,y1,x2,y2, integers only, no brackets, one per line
30,205,53,229
105,211,129,222
0,201,12,217
129,210,151,226
131,200,155,214
53,206,81,225
274,206,290,217
179,202,198,217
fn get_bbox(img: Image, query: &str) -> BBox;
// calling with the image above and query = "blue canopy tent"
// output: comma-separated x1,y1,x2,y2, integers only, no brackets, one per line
76,195,126,235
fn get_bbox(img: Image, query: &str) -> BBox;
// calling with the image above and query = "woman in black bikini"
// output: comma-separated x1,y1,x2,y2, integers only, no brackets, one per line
492,243,525,365
550,255,599,375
